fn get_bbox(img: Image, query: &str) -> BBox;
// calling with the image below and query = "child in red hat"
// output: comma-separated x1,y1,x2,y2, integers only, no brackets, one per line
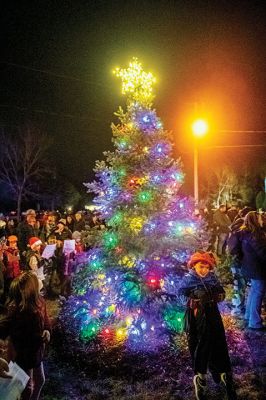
178,251,237,400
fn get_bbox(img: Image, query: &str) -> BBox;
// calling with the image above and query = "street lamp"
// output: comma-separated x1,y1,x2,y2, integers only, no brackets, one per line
192,119,208,205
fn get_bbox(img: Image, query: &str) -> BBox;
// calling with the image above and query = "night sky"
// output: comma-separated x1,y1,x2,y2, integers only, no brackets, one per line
1,0,266,196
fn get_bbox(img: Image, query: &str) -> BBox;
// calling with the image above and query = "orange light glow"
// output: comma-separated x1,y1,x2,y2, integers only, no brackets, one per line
192,119,209,137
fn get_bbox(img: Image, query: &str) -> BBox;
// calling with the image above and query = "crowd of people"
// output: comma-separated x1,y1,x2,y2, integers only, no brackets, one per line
194,204,266,330
0,204,265,400
0,208,105,399
0,209,106,300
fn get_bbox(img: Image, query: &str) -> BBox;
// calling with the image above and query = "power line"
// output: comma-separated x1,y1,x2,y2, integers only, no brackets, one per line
0,61,103,86
219,130,266,133
0,104,99,121
206,144,266,149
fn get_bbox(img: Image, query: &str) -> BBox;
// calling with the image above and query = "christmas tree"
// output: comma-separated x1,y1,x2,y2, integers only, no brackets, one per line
62,59,206,352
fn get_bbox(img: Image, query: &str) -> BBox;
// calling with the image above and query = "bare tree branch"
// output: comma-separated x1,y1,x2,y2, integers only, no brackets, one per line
0,124,53,219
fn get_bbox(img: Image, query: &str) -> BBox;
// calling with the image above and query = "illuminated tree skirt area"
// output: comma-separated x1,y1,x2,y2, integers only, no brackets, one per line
42,300,265,400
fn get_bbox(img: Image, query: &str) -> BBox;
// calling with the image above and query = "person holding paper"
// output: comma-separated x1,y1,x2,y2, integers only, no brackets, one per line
0,272,51,400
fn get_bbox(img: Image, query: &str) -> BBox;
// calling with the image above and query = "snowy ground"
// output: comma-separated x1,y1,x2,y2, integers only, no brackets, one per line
41,299,266,400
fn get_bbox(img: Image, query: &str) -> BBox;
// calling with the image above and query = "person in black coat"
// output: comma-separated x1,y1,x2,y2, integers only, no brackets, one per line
72,211,85,232
17,210,39,268
178,252,237,400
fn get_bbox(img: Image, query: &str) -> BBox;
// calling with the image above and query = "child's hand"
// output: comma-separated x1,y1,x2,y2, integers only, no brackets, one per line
42,330,51,343
0,357,12,378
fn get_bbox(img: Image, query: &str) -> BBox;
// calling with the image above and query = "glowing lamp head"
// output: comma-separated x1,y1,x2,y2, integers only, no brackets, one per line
192,119,208,138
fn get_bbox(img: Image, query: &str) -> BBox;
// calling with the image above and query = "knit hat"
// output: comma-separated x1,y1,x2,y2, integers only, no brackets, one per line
8,235,18,243
72,231,81,240
58,218,66,226
26,209,36,216
28,237,42,249
188,252,216,270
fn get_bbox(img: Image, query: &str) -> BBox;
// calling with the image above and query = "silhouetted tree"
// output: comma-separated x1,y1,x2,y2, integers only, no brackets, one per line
0,124,52,219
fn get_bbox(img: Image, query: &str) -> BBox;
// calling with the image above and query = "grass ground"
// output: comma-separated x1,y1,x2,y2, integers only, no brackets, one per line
41,299,266,400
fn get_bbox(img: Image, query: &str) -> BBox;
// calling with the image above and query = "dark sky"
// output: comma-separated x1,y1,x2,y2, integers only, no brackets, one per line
1,0,266,195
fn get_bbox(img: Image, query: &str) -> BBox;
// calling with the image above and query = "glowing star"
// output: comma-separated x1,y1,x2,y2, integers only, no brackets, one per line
113,58,156,106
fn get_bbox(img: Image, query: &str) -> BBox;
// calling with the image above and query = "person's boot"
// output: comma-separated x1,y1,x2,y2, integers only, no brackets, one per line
220,372,237,400
193,375,207,400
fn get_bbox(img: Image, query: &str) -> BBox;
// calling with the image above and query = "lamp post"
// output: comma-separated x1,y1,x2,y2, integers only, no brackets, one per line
191,119,208,205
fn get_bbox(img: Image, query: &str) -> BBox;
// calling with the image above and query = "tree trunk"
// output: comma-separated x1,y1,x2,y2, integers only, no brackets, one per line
17,190,23,222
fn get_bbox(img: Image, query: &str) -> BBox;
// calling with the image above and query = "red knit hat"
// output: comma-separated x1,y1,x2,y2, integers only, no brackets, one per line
187,252,216,270
28,237,42,249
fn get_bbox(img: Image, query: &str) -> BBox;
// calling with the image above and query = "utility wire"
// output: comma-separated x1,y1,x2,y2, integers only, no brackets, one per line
0,61,104,86
0,104,99,121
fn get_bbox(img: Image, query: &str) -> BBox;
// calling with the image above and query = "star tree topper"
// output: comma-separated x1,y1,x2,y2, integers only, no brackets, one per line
113,58,156,106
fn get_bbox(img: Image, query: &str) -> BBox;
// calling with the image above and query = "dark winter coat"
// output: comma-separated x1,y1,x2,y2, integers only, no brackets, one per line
178,270,225,299
40,222,56,243
51,227,72,242
213,210,231,234
178,270,225,332
17,221,39,253
72,219,85,232
227,218,244,268
178,270,231,374
240,230,266,280
0,298,50,370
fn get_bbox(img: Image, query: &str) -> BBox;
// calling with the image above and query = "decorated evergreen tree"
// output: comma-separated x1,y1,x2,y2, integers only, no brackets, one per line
62,59,207,352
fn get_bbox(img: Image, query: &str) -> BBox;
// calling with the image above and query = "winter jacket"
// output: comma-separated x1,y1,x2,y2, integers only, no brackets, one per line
0,298,50,369
213,210,231,234
240,230,266,280
72,219,85,232
178,270,225,300
178,270,231,374
17,222,39,253
227,218,244,267
50,227,72,242
3,248,21,279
